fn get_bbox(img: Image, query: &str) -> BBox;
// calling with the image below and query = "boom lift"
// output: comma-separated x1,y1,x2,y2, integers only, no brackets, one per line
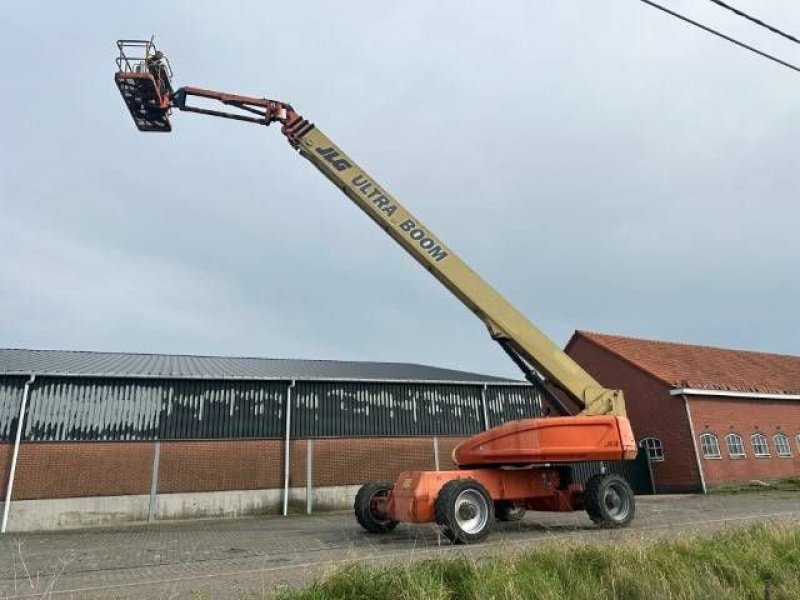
114,40,638,543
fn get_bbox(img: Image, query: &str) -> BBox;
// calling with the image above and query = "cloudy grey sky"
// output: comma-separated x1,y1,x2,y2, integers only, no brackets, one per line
1,1,798,378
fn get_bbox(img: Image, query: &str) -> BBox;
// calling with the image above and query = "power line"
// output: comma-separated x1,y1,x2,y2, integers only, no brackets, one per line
637,0,800,74
708,0,800,46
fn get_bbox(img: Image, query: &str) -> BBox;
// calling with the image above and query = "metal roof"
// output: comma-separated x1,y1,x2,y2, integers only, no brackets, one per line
0,348,519,384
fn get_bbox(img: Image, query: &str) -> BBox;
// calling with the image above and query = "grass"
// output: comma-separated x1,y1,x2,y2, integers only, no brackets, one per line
276,522,800,600
712,477,800,494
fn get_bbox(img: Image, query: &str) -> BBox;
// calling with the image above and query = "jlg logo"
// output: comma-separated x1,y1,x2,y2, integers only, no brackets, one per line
315,146,352,172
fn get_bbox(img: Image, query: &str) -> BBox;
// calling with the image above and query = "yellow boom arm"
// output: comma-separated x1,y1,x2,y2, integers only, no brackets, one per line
285,120,625,417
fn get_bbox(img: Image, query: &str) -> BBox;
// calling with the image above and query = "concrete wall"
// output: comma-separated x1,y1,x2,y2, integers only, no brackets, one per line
1,485,364,532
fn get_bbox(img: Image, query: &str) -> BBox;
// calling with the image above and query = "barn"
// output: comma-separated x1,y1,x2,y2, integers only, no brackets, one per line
0,348,546,532
566,331,800,492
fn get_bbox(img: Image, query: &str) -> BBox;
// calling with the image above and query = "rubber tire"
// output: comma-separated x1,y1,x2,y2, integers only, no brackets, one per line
495,500,526,522
584,473,635,528
354,481,398,533
434,479,495,544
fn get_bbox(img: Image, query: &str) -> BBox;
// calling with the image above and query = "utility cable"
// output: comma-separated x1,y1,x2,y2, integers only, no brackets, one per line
708,0,800,46
637,0,800,74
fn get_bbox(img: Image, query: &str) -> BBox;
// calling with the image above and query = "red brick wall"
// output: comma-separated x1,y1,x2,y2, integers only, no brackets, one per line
309,437,439,486
0,436,473,501
567,336,703,492
9,442,154,500
689,396,800,487
0,443,11,497
158,440,283,493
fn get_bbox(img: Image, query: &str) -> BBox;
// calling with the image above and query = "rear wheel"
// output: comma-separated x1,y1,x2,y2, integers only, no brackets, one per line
584,474,635,528
435,479,495,544
354,480,398,533
495,500,526,522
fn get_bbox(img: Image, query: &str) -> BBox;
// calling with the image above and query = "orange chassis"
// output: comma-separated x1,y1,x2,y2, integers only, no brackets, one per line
360,416,637,541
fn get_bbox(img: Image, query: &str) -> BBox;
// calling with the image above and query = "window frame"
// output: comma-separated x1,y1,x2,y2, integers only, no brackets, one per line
639,437,664,462
699,433,721,459
774,433,792,458
725,433,745,458
751,433,770,458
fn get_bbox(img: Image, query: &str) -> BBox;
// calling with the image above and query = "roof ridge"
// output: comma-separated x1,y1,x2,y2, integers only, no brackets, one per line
575,330,799,360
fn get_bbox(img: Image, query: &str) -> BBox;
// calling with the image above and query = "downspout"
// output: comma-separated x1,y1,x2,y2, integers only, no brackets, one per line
2,374,35,534
282,379,296,516
682,394,706,494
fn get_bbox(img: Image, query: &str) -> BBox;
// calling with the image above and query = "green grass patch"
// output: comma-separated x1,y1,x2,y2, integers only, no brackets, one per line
712,477,800,494
277,522,800,600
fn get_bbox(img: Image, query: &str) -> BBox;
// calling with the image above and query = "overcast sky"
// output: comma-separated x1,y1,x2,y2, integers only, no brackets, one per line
1,1,798,378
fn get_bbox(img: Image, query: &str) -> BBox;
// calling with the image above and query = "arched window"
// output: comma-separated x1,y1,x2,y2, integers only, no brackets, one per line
751,433,770,457
639,437,664,462
725,433,745,458
700,433,721,459
774,433,792,457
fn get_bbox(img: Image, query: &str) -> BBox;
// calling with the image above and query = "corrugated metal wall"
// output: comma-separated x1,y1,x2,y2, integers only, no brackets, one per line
159,380,286,440
22,378,287,441
485,385,543,428
0,376,538,441
0,377,25,441
292,382,485,437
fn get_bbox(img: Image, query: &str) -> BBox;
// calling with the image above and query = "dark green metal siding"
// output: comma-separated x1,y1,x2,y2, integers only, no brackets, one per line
22,377,287,441
158,379,286,439
292,382,485,437
27,378,161,441
0,376,539,441
0,377,25,441
485,385,543,427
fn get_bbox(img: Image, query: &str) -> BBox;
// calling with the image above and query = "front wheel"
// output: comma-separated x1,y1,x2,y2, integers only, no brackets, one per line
354,480,398,533
584,473,635,528
435,479,495,544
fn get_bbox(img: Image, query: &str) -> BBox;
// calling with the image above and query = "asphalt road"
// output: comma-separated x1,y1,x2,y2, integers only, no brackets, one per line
1,491,798,599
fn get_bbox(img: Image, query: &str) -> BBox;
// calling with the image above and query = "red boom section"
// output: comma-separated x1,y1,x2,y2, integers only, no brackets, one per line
453,415,637,466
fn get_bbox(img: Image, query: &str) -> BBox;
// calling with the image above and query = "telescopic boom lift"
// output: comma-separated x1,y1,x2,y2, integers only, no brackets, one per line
114,40,638,543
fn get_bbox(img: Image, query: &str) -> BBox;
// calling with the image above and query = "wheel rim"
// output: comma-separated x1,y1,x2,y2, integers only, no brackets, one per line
603,482,631,522
454,489,489,534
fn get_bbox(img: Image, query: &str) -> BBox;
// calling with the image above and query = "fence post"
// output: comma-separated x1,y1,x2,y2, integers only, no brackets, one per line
433,437,440,471
148,440,161,523
306,439,313,514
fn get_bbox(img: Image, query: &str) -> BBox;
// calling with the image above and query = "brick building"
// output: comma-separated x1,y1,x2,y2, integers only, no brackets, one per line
566,331,800,492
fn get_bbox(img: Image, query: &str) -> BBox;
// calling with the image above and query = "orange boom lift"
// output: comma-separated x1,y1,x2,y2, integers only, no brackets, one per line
114,40,638,543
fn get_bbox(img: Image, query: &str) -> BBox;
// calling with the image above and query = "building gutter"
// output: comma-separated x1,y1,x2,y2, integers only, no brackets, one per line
681,393,706,494
670,388,800,400
2,374,35,533
282,379,296,516
0,372,528,386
